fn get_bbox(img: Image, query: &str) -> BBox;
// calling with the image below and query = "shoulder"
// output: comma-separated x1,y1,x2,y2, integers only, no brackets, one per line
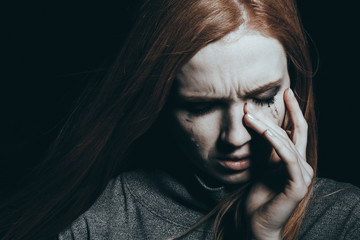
313,177,360,197
311,177,360,211
57,170,147,240
58,169,210,240
299,177,360,240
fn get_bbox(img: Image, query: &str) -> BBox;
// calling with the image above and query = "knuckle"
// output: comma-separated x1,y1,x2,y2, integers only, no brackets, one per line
308,167,314,178
303,121,308,130
286,155,297,164
299,119,308,131
304,174,312,186
303,161,314,177
279,128,288,138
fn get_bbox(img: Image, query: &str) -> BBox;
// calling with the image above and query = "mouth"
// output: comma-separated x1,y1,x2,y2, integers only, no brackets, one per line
217,155,251,171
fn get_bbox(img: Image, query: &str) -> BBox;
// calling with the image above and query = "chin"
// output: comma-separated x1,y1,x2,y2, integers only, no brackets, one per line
216,170,252,185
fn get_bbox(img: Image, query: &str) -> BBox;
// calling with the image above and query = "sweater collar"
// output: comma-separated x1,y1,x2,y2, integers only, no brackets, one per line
123,167,242,230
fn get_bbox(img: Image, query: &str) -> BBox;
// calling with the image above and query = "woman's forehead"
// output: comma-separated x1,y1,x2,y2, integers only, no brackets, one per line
175,32,287,98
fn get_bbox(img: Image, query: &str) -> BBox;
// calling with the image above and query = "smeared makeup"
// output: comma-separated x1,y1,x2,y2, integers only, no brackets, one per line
274,105,279,116
185,118,193,123
270,106,278,119
168,31,290,185
190,126,200,148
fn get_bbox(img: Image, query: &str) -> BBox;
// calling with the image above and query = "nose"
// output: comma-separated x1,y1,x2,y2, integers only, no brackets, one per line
220,103,252,148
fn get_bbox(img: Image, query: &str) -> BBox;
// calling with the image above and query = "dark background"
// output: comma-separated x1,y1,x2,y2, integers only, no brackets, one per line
2,1,359,196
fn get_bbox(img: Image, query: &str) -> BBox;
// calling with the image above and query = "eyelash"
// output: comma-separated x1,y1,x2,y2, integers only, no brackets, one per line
184,96,276,116
252,96,276,107
185,103,218,116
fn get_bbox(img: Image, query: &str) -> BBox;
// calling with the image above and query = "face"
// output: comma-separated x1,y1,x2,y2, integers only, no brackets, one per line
169,29,290,185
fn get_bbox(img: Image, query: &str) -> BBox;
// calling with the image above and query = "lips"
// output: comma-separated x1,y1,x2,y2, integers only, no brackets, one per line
217,154,251,171
218,153,251,161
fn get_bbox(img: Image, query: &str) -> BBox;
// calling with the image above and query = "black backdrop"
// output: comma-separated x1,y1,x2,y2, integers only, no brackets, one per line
2,1,359,196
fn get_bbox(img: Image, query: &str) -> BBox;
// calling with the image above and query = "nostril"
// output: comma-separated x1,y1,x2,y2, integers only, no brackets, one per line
216,137,238,154
218,104,252,152
218,121,252,153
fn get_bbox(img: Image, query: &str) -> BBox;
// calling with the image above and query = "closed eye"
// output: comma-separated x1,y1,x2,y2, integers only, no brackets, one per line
249,85,280,107
252,96,275,107
182,102,217,116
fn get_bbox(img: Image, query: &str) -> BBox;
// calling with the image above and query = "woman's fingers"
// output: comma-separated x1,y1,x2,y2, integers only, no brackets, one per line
263,129,305,188
243,106,282,138
245,88,308,158
244,102,289,140
297,154,314,186
244,91,313,238
244,104,313,189
284,88,308,157
244,112,304,182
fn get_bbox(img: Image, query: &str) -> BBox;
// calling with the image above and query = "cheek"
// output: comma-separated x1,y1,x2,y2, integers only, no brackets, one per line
262,98,286,126
173,112,221,149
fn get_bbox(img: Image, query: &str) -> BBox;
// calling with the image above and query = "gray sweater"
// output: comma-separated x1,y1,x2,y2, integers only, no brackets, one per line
58,169,360,239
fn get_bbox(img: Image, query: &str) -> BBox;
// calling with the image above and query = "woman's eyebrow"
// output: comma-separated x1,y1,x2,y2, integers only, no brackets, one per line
176,79,283,101
243,79,283,98
175,95,228,102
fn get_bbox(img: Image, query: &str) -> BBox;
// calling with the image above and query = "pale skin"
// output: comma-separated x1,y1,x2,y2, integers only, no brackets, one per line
170,28,313,239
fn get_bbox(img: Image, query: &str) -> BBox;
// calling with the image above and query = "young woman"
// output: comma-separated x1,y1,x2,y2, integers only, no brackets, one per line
1,0,359,239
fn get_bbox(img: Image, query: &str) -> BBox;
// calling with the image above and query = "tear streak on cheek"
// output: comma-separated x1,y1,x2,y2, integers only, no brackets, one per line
270,105,279,119
190,127,200,148
185,112,194,123
267,104,282,126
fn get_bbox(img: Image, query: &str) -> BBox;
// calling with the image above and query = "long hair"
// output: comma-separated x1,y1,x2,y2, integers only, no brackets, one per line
0,0,317,239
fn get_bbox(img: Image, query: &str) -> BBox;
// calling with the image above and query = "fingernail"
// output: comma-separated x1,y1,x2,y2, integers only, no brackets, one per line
266,129,275,137
247,113,256,121
288,88,294,97
246,102,256,111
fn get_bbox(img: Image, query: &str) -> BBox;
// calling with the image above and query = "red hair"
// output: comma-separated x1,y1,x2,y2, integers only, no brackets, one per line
0,0,316,239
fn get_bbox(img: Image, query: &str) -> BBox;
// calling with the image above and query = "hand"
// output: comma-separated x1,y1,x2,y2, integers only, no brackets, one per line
243,88,314,240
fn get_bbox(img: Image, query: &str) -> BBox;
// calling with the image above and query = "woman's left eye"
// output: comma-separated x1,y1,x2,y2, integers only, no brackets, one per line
252,96,275,107
184,102,216,116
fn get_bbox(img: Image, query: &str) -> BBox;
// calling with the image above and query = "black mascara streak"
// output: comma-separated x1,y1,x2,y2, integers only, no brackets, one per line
271,106,279,119
275,106,279,116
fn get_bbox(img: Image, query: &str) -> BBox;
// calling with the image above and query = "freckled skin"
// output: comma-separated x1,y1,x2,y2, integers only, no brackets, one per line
169,29,290,185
